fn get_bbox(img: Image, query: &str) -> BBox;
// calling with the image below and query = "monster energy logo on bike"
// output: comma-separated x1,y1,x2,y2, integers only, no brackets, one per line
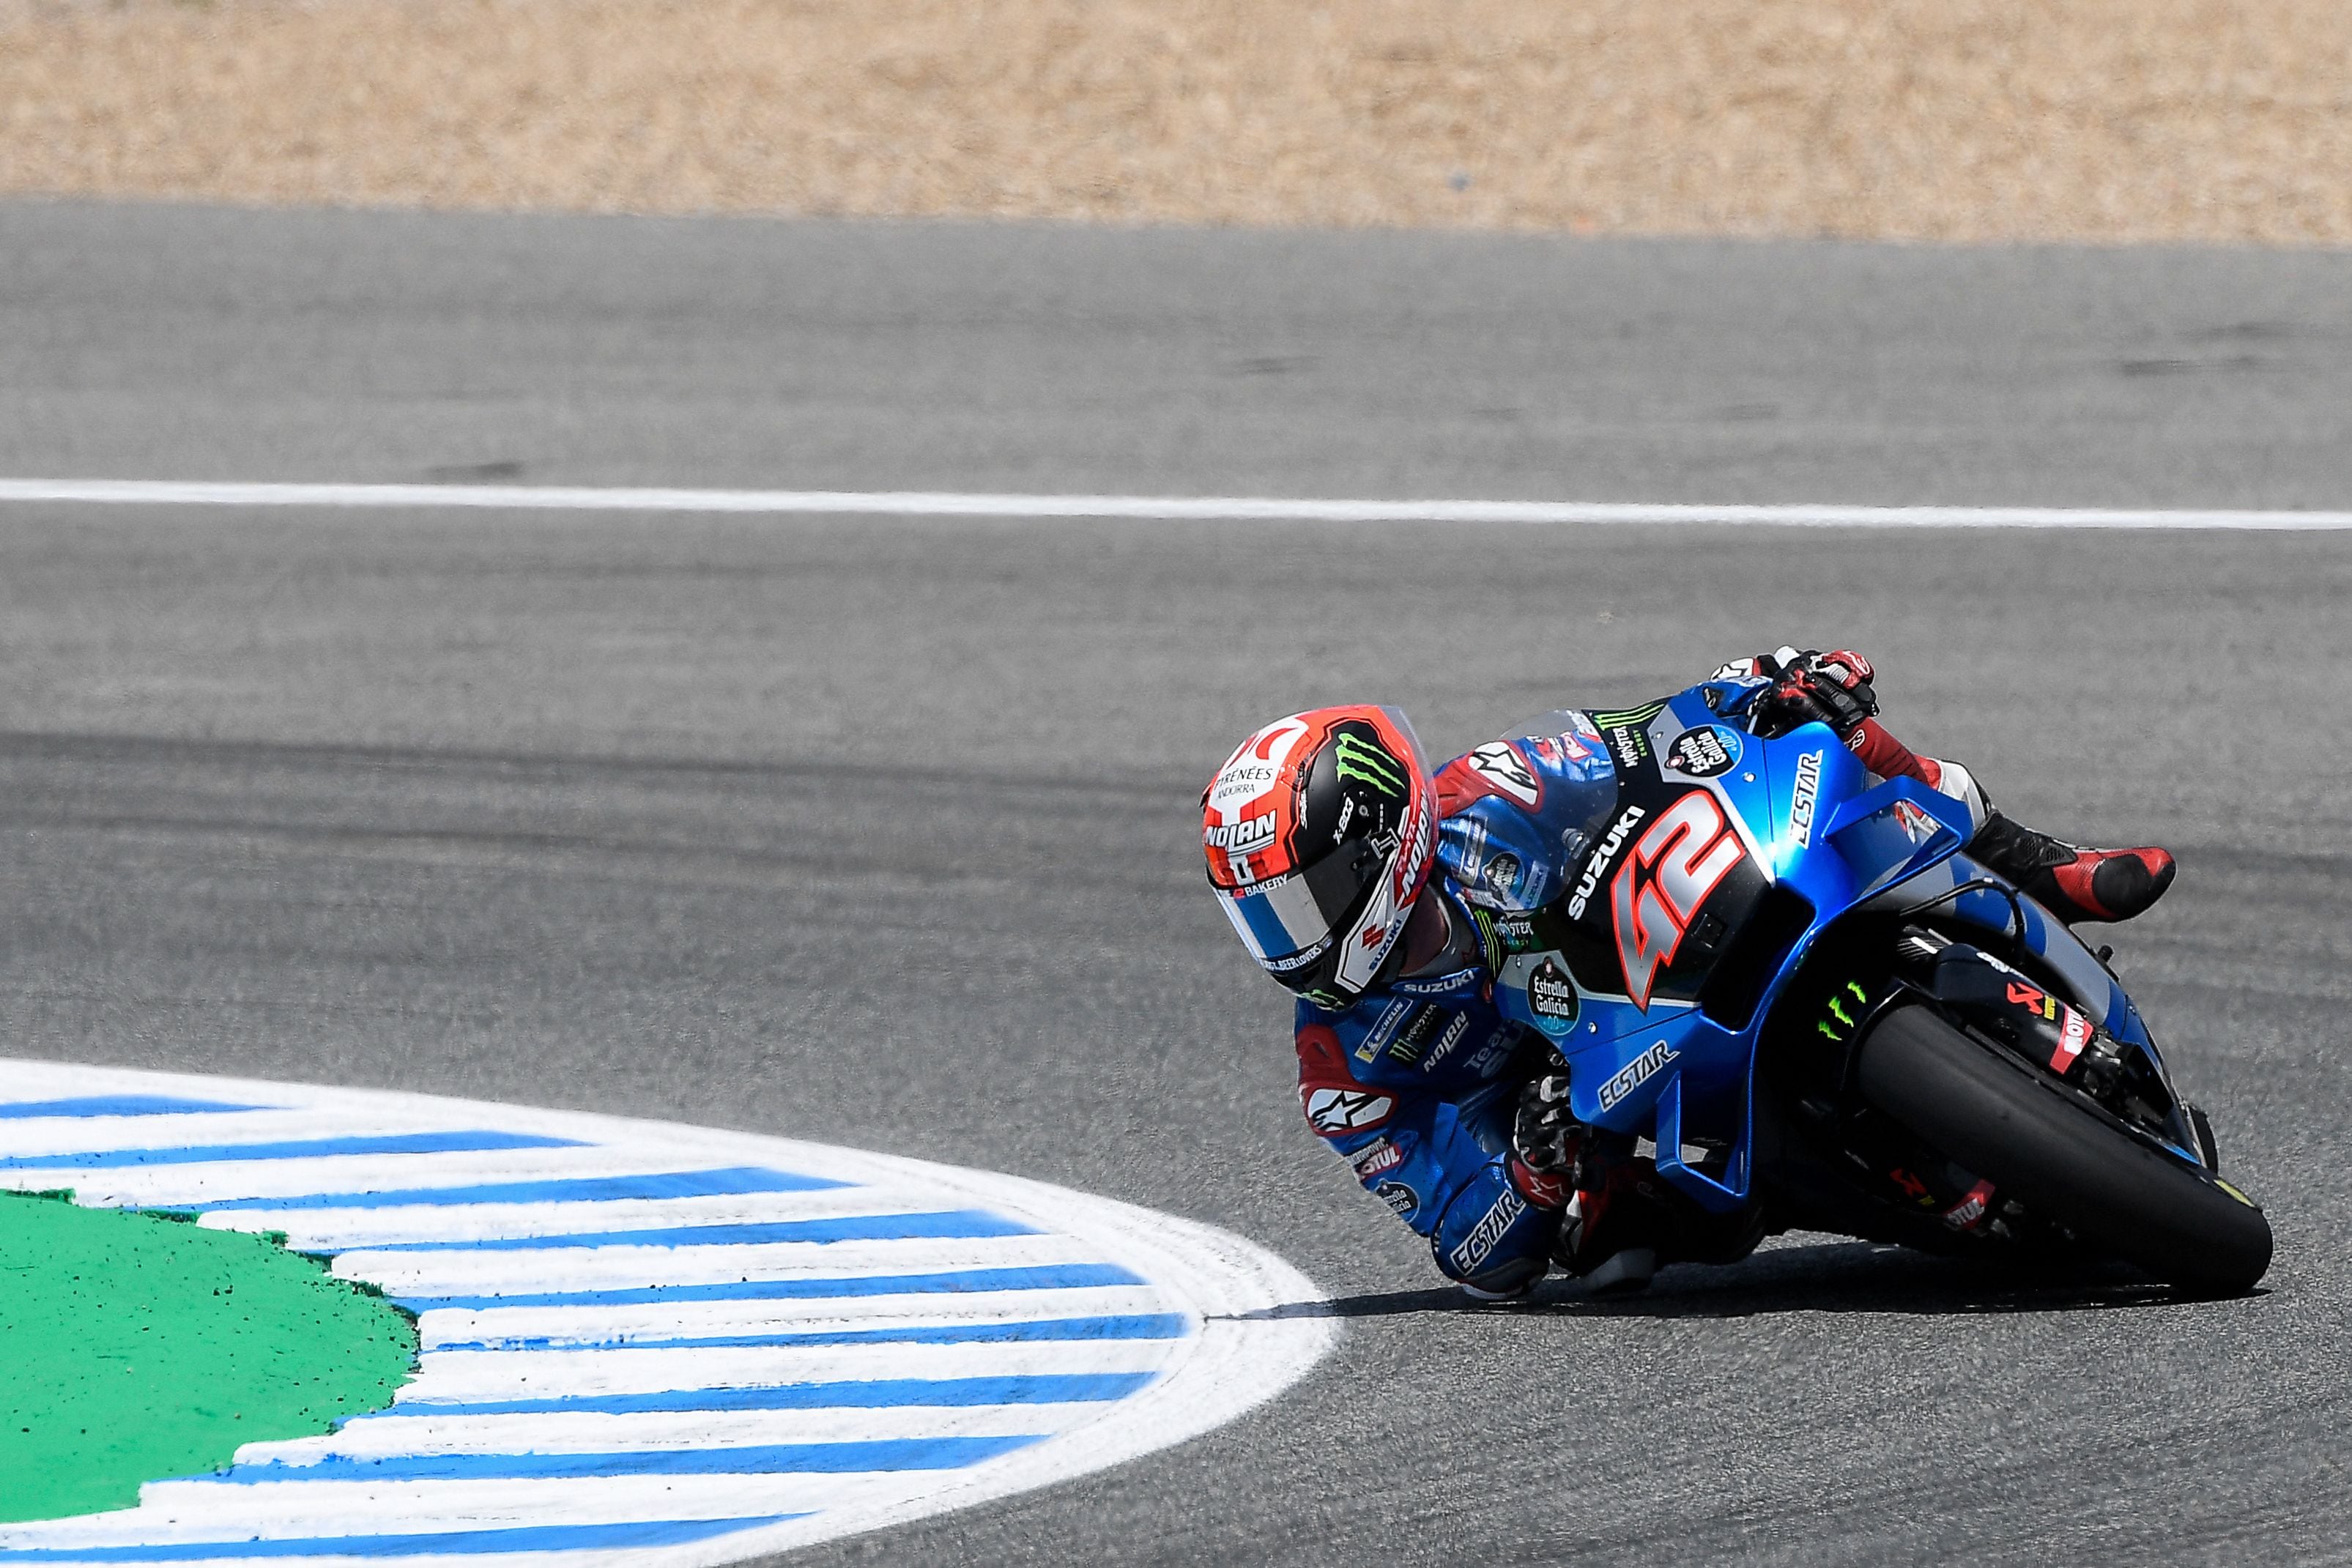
1587,700,1666,730
1332,732,1406,798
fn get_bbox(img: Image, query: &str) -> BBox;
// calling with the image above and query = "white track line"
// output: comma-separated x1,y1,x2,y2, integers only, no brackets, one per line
0,478,2347,529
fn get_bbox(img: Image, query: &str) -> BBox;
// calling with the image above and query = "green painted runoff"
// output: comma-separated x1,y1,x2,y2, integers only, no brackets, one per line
0,1191,418,1523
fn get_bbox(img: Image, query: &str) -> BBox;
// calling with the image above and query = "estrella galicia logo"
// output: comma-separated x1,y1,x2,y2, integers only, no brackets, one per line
1331,732,1406,798
1666,724,1742,779
1525,956,1580,1032
1376,1180,1418,1219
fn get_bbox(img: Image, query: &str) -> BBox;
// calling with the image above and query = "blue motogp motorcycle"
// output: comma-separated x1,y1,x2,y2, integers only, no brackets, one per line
1491,683,2271,1292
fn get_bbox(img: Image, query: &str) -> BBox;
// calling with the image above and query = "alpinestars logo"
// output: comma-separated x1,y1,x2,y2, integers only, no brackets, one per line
1305,1087,1394,1134
1466,741,1540,808
1597,1041,1680,1111
1568,804,1647,919
1332,733,1406,798
1611,791,1746,1010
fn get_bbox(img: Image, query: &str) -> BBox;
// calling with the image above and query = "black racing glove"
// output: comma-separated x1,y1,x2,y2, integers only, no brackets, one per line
1751,647,1879,739
1510,1074,1583,1208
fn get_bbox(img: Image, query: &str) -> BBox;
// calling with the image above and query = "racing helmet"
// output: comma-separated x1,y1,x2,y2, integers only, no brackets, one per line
1201,706,1436,1008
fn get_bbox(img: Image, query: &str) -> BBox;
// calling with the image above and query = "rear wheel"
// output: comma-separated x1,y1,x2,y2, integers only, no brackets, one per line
1856,1003,2271,1293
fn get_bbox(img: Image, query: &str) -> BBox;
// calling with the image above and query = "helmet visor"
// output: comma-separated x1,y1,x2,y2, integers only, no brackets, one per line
1214,840,1382,981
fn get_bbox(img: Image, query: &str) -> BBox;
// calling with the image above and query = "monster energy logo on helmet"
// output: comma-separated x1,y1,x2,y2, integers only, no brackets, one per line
1332,732,1406,798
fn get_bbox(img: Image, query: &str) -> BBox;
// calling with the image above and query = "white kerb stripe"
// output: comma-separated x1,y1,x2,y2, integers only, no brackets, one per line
239,1403,1107,1461
411,1284,1181,1348
0,478,2347,529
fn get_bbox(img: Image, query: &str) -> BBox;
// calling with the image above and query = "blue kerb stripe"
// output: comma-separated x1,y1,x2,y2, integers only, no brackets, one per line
370,1208,1038,1253
0,1516,801,1561
375,1372,1155,1418
0,1130,580,1170
435,1311,1190,1352
401,1260,1143,1310
214,1435,1039,1483
0,1096,268,1121
199,1165,842,1211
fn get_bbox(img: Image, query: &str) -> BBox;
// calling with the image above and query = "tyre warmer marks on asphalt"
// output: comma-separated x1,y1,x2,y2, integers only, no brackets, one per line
0,1060,1335,1565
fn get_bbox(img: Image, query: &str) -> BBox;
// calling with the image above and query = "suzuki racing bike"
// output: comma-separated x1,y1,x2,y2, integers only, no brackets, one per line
1491,684,2271,1293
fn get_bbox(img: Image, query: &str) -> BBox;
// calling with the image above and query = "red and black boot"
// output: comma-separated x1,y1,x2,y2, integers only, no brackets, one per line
1553,1153,1767,1293
1968,811,2177,925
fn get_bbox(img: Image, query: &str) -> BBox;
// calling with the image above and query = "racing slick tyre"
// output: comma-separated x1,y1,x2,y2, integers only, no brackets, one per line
1856,1003,2272,1293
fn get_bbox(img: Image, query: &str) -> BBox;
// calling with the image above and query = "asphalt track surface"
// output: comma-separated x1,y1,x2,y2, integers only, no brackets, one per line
3,200,2351,1565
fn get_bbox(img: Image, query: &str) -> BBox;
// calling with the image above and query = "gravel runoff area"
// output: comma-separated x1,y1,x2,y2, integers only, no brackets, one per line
2,0,2349,243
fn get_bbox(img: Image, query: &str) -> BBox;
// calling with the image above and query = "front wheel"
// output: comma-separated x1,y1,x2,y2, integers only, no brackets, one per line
1856,1003,2272,1293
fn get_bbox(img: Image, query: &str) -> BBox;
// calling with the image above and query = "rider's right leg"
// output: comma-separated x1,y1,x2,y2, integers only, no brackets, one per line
1847,719,2176,925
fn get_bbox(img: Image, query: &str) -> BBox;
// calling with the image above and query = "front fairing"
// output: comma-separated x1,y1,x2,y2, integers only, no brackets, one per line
1488,685,1981,1209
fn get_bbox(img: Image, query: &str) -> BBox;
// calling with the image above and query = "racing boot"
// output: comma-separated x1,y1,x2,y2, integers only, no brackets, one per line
1553,1166,1658,1295
1554,1159,1765,1293
1968,811,2176,925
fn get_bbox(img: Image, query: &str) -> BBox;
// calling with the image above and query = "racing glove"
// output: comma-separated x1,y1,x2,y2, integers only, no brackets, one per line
1751,647,1879,739
1509,1074,1582,1209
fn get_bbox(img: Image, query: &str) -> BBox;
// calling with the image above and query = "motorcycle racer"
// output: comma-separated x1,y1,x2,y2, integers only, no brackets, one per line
1201,649,2177,1298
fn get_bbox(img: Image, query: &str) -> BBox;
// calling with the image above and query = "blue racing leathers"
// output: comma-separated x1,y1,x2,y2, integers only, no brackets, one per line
1294,709,1625,1296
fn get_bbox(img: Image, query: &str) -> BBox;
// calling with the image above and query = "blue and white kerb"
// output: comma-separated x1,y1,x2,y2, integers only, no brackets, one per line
0,1062,1332,1564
